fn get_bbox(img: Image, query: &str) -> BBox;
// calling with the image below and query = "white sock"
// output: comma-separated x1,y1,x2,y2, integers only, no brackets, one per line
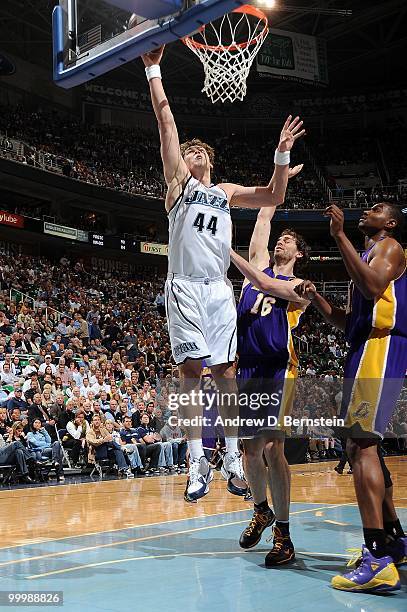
225,437,239,454
188,439,204,461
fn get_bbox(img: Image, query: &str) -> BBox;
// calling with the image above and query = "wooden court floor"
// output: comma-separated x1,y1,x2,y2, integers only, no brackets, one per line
0,458,406,612
1,457,406,549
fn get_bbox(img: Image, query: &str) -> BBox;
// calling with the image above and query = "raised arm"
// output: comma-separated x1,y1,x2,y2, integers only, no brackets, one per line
142,46,189,211
249,165,304,268
248,207,277,269
324,205,405,299
231,249,310,305
221,116,305,209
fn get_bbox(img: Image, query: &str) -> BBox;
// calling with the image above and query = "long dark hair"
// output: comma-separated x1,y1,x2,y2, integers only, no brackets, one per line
279,229,310,275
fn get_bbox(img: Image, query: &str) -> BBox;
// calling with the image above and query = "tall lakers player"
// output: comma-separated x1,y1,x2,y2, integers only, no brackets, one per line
230,203,310,567
142,45,305,501
296,202,407,593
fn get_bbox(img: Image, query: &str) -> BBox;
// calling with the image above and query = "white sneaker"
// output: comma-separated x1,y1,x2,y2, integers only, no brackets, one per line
184,456,212,502
223,452,247,497
223,451,245,480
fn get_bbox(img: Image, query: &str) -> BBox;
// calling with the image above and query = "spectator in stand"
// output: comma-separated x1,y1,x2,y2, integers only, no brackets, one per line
75,313,90,345
26,418,64,479
6,388,27,414
64,410,90,466
160,420,187,468
48,394,66,424
28,393,56,432
131,401,146,428
23,374,41,403
136,412,174,470
0,363,16,386
154,291,165,317
0,407,10,438
0,429,34,483
38,355,56,376
89,318,102,341
86,413,129,476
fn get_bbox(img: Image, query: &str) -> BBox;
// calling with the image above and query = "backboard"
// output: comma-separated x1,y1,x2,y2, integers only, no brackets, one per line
53,0,248,89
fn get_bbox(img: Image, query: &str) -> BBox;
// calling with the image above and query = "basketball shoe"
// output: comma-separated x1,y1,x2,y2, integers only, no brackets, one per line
239,508,275,549
332,545,400,592
264,526,295,566
222,451,247,496
347,536,407,568
184,456,213,502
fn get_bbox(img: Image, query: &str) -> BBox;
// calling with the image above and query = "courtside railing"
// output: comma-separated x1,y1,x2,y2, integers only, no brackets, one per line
9,288,65,324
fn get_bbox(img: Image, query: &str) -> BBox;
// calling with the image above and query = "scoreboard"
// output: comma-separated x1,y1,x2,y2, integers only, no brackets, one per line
90,234,138,251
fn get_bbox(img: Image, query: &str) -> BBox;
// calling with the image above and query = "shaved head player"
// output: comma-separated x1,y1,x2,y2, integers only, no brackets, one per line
296,202,407,593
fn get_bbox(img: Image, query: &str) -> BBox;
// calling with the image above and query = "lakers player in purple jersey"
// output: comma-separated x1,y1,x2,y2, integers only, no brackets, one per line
296,202,407,593
230,203,311,567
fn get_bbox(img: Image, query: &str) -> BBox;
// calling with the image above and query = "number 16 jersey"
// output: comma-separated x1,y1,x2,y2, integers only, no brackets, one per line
237,268,306,366
168,176,231,278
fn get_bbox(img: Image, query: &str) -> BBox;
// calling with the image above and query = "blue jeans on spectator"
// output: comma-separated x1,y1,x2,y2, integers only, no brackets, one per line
95,441,127,470
158,441,174,467
32,441,63,464
122,444,142,468
171,441,187,466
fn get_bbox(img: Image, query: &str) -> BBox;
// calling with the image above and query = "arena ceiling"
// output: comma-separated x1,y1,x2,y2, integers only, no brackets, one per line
0,0,406,94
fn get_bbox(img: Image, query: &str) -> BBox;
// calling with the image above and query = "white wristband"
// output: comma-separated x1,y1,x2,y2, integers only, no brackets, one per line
274,149,290,166
145,65,162,81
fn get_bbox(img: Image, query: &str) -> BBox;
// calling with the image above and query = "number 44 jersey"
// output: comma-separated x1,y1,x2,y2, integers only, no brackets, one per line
168,176,231,278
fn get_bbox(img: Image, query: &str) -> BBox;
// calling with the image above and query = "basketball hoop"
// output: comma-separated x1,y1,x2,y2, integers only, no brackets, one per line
182,4,269,104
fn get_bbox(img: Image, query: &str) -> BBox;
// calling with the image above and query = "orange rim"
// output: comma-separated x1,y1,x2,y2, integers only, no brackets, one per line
182,4,269,53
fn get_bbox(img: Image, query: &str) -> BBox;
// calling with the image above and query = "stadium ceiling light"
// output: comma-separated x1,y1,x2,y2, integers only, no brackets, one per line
257,0,276,8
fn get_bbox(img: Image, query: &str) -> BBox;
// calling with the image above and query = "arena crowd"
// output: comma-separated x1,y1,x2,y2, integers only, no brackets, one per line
0,252,405,484
4,104,399,211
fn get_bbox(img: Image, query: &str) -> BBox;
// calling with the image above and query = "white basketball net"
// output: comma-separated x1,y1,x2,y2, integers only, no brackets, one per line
183,7,268,104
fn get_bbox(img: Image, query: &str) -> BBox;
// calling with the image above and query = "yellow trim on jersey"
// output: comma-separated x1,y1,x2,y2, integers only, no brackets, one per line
286,302,306,367
287,335,298,368
372,281,396,330
345,329,391,432
287,303,303,330
278,362,298,433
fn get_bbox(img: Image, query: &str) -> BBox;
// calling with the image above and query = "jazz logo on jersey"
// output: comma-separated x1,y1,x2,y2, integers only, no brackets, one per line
185,190,228,211
174,341,199,357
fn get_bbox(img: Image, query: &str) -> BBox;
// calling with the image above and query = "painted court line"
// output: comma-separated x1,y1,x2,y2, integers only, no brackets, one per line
0,507,252,551
26,550,352,580
0,501,355,552
0,503,354,570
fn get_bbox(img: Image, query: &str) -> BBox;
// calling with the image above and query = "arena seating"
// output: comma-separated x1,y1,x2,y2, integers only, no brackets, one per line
2,105,406,213
0,252,405,486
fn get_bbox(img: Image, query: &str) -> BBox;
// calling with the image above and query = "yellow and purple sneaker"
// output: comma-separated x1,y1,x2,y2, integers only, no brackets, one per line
388,536,407,566
332,545,400,592
347,536,407,568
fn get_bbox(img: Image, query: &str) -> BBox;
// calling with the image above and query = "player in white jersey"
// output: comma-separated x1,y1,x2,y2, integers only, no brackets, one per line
142,45,305,501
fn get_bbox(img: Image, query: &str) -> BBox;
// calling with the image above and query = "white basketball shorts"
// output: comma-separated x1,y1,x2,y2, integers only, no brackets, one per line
165,274,237,366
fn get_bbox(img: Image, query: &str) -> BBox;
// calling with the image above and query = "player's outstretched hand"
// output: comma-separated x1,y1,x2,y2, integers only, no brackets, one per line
288,164,304,179
324,204,344,238
142,45,165,67
294,280,317,300
278,115,306,153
